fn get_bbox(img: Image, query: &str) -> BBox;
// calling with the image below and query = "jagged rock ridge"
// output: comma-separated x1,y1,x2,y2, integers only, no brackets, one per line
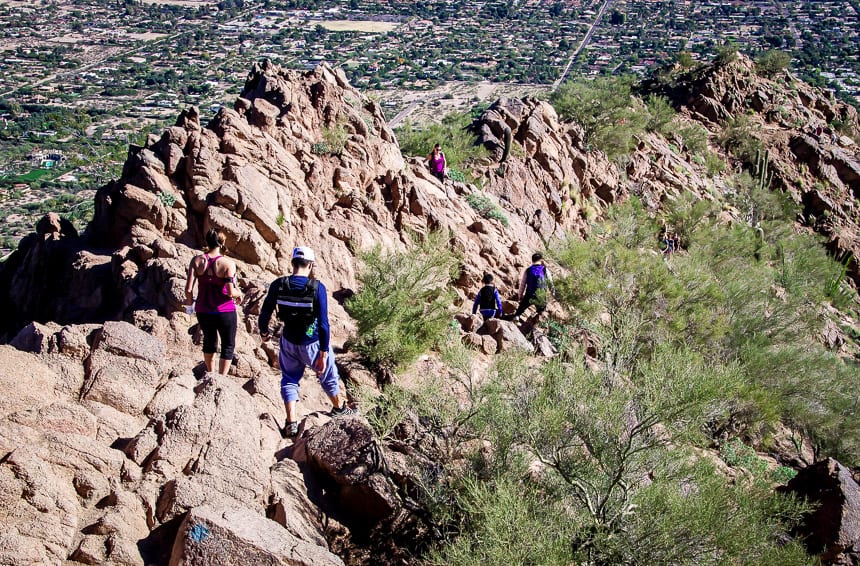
0,54,859,565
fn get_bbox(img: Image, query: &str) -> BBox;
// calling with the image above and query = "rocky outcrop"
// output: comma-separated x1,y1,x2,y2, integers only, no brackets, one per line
781,458,860,564
169,506,344,566
0,60,621,340
640,54,860,286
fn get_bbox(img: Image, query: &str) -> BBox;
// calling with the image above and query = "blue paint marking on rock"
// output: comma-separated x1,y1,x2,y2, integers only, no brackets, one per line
190,524,210,543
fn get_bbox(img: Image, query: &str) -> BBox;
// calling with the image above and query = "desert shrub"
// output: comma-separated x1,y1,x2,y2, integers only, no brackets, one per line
553,195,860,464
714,41,740,65
430,349,809,565
645,94,676,136
550,75,647,160
756,50,792,78
677,123,709,156
720,113,764,164
395,111,487,171
705,150,727,176
465,191,509,226
312,122,348,155
345,231,458,376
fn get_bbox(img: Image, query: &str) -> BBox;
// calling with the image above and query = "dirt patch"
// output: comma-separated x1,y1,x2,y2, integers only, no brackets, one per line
124,32,169,41
316,20,399,33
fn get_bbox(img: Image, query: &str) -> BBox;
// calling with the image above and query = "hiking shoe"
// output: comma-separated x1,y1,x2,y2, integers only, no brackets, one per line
331,403,358,418
281,421,299,438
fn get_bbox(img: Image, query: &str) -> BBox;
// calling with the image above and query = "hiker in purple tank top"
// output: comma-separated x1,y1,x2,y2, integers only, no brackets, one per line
507,252,554,321
185,229,243,375
427,143,446,182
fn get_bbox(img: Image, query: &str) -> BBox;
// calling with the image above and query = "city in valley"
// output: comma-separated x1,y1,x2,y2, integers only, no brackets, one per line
0,0,858,253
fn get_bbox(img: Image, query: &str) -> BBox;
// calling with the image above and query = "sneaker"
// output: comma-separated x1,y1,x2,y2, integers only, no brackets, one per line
331,403,358,417
281,421,299,438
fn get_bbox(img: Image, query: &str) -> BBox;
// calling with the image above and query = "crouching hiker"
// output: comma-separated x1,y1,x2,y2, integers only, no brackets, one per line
258,246,357,438
472,272,502,319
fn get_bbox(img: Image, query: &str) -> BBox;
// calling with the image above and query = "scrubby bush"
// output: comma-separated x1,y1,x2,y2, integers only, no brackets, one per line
396,111,487,171
720,113,764,164
756,50,792,78
345,231,458,377
677,123,709,156
428,349,810,565
714,41,740,66
645,94,676,136
465,191,509,226
550,75,646,160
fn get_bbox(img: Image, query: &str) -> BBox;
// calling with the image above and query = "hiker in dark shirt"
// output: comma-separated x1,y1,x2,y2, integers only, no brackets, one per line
472,273,503,319
258,246,356,437
507,253,554,321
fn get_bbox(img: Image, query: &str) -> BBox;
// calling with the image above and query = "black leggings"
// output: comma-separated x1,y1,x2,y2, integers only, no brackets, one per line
512,293,546,318
197,311,237,360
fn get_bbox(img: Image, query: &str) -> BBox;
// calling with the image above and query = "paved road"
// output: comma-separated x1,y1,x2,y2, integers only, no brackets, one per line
388,100,422,128
553,0,617,90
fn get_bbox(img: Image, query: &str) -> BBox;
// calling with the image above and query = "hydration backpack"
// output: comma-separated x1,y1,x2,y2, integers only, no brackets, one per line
276,277,319,332
525,264,547,294
478,285,497,310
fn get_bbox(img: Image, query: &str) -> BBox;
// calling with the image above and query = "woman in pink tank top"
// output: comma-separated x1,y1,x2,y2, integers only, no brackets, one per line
184,229,243,375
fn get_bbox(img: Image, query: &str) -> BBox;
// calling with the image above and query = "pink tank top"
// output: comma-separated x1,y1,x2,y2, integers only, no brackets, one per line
429,152,445,173
195,255,236,314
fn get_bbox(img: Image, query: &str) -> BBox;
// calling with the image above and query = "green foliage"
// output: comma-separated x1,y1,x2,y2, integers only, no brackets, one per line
431,348,809,565
312,122,348,155
345,231,458,375
756,50,792,78
465,192,509,226
447,167,466,183
550,75,646,160
675,50,696,68
677,123,709,156
714,41,740,65
720,113,764,164
157,191,176,207
824,253,854,310
720,439,797,484
705,150,727,176
644,94,676,136
395,111,487,171
552,195,860,465
276,212,285,227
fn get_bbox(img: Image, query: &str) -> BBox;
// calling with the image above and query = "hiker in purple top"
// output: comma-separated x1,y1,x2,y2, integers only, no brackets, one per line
185,229,243,375
472,272,503,319
427,143,446,182
258,246,357,438
508,252,554,321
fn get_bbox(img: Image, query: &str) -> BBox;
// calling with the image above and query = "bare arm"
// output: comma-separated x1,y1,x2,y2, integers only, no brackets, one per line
221,259,243,303
518,270,527,300
185,257,200,305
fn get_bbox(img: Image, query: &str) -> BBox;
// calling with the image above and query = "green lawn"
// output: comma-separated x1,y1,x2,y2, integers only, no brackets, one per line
1,169,51,183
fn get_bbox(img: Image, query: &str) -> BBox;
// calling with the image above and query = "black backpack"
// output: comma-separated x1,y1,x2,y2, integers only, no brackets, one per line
276,277,319,331
478,285,497,310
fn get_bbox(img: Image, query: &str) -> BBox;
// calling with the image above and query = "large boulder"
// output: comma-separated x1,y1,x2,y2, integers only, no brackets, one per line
128,374,271,523
301,417,400,526
81,321,168,416
781,458,860,563
169,506,344,566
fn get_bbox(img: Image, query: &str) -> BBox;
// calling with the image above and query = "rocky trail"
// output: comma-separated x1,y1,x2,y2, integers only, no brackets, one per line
0,55,859,564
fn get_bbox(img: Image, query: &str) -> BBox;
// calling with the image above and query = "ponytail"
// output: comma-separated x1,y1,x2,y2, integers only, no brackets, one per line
204,229,226,253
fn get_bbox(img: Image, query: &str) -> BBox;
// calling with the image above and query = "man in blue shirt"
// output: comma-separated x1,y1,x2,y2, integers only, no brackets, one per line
259,246,356,437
